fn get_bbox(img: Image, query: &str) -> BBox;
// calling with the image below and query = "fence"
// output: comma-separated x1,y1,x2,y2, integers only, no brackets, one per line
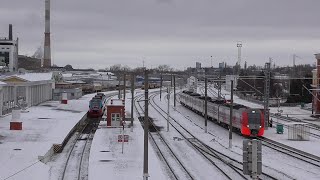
287,123,310,141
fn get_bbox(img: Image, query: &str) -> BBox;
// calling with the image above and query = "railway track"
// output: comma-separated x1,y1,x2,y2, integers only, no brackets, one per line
134,92,194,180
60,117,99,180
148,92,260,180
60,94,114,180
164,92,296,180
270,114,320,139
257,137,320,168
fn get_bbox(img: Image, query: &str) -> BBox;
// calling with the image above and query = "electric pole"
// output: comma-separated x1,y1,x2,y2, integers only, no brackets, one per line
174,75,176,107
237,42,242,75
167,86,170,132
218,68,222,100
131,73,134,132
229,80,234,149
205,77,208,133
123,73,126,102
118,76,121,99
264,62,271,129
160,73,163,101
143,69,149,180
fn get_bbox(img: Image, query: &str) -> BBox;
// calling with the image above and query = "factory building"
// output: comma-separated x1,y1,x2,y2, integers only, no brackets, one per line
0,24,18,72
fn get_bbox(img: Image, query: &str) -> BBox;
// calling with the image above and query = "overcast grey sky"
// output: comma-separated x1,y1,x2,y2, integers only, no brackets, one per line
1,0,319,69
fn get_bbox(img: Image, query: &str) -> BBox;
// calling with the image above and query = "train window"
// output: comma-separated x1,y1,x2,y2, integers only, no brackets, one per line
248,111,260,125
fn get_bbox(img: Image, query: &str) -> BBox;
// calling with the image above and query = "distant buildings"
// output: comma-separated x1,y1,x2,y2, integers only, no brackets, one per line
0,24,18,72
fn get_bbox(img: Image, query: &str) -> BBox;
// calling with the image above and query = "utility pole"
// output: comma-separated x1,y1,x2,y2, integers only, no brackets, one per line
131,73,134,132
205,77,208,133
160,73,163,101
171,74,173,87
237,42,242,75
264,62,271,129
210,56,213,67
229,80,234,149
118,76,121,99
123,73,126,102
218,68,222,99
167,86,170,132
173,75,176,107
143,69,149,180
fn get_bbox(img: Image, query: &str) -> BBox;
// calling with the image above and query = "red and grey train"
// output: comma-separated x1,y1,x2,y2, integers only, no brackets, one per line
88,93,107,118
180,91,265,136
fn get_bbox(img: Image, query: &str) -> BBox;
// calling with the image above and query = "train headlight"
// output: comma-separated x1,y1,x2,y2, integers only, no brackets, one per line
259,125,262,128
247,125,249,127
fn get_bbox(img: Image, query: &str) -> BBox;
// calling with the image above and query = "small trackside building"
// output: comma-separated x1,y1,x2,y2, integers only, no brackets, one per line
106,99,125,127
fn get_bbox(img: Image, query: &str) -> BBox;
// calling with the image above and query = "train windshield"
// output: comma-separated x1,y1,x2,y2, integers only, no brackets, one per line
247,110,261,125
90,100,101,108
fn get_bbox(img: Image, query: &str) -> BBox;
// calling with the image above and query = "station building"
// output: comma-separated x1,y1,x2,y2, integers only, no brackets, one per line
0,73,54,116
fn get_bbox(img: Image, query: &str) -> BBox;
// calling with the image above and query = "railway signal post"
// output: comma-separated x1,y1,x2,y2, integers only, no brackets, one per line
229,80,234,149
143,69,149,180
243,139,262,180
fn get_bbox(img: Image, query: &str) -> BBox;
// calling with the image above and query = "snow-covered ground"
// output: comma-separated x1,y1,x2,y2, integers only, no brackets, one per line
0,103,85,179
88,91,169,180
2,84,320,180
0,91,116,180
189,84,320,179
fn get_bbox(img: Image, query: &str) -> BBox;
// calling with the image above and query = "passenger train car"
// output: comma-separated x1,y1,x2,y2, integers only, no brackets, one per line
180,91,264,136
88,93,107,118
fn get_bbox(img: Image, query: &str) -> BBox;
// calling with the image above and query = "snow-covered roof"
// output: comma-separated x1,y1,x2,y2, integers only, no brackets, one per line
65,80,86,84
15,73,53,82
97,71,114,76
62,73,73,78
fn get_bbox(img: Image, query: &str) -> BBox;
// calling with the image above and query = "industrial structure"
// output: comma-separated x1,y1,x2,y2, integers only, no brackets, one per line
0,24,19,72
43,0,51,67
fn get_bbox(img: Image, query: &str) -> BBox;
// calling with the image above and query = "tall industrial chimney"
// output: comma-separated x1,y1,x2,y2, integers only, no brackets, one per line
9,24,13,40
43,0,51,67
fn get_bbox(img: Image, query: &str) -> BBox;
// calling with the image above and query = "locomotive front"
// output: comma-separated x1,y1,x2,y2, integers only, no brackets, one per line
241,109,264,136
88,99,103,118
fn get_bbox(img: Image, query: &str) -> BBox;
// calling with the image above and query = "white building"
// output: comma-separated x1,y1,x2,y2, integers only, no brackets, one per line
0,73,54,116
0,24,18,72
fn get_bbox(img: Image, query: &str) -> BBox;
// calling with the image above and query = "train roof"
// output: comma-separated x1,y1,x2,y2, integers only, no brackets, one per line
223,103,247,110
209,99,225,104
96,92,106,96
182,90,193,94
92,96,103,100
190,93,201,96
198,96,212,101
